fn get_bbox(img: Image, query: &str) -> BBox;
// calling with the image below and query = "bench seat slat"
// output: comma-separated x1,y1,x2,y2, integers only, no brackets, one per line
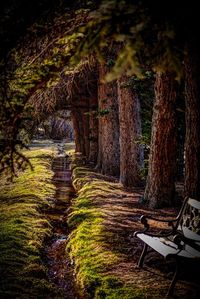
137,233,200,258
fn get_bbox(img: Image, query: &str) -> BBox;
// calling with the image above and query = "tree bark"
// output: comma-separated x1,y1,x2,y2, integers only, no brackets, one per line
97,63,120,176
184,43,200,199
82,107,90,158
117,75,143,187
144,72,177,208
71,108,85,154
88,97,98,164
71,107,90,157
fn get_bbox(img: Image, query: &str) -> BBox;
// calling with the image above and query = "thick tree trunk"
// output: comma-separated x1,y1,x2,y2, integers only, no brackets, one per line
144,72,177,208
88,97,98,164
71,108,85,154
117,75,143,187
97,64,120,176
71,107,90,157
82,107,90,158
184,43,200,199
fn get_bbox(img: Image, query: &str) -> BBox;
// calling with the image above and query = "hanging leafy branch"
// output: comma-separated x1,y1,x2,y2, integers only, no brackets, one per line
68,0,183,80
0,6,92,176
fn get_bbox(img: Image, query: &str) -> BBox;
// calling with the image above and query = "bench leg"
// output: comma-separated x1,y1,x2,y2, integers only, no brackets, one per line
166,260,179,298
137,243,148,268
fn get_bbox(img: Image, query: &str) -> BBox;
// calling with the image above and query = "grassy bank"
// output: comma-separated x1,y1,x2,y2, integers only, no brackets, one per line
68,156,146,299
0,147,56,298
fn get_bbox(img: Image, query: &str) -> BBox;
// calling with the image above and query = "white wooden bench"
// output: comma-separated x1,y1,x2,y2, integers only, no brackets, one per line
134,197,200,297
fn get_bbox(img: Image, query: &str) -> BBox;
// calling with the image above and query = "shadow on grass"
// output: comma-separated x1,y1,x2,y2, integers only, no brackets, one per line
68,155,200,299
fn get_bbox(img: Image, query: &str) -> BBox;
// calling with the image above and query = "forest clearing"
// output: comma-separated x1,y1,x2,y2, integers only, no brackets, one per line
0,1,200,298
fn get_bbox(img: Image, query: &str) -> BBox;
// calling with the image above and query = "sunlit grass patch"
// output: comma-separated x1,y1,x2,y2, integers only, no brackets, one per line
64,142,75,154
0,148,57,298
68,155,146,299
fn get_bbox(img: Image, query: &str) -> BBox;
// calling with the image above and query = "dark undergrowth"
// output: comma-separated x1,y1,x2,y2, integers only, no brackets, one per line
0,148,58,298
68,154,146,299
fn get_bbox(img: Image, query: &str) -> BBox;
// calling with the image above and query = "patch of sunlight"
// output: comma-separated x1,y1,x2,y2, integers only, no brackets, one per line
0,147,58,298
67,154,146,299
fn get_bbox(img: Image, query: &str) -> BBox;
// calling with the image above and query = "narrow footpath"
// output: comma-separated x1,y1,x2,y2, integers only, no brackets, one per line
44,144,79,298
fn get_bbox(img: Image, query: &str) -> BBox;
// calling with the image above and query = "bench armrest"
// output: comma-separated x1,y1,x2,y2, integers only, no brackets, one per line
134,215,177,238
141,214,177,229
141,214,178,223
134,198,189,238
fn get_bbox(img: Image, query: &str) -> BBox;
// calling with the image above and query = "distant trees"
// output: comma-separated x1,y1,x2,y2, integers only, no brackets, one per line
41,113,74,140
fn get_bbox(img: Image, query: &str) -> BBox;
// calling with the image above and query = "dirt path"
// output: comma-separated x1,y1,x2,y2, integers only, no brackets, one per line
44,144,79,298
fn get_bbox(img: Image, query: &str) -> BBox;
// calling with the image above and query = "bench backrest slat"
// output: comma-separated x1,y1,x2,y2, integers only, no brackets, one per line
179,198,200,241
188,198,200,210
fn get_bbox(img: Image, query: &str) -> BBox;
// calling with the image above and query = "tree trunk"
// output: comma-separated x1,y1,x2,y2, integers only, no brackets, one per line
184,43,200,199
117,75,143,187
71,107,90,157
71,108,84,154
144,72,177,208
82,107,90,159
88,97,98,164
97,63,120,176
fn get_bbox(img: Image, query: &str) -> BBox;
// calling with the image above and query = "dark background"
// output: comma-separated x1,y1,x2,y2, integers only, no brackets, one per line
0,0,67,59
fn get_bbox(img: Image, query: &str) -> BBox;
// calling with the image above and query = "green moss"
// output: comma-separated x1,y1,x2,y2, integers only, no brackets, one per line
68,157,146,299
0,148,58,298
64,142,75,154
94,277,146,299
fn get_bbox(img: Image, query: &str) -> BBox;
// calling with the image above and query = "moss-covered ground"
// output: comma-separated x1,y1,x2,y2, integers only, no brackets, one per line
68,155,147,299
0,146,57,298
